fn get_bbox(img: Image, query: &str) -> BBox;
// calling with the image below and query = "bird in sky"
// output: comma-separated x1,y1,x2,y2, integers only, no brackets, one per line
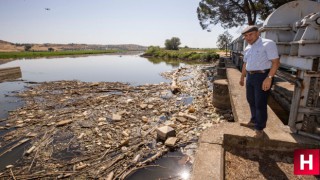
45,8,50,11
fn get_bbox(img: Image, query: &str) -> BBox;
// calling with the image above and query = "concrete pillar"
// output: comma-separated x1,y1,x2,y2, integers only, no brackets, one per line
212,79,231,109
217,67,226,78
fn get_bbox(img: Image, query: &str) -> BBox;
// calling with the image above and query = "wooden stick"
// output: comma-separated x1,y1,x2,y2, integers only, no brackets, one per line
28,147,39,171
10,168,16,180
137,148,168,166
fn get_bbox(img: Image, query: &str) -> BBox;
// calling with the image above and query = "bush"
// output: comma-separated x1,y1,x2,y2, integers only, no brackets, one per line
142,47,219,61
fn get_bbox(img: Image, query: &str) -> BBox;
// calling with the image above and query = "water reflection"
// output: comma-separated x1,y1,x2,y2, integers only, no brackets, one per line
0,55,192,85
126,151,192,180
146,57,207,68
0,81,25,119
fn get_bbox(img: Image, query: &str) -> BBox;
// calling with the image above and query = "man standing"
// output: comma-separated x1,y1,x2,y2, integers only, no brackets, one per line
239,25,280,138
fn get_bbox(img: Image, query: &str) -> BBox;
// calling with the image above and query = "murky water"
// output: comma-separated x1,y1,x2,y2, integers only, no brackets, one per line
126,151,192,180
0,54,201,177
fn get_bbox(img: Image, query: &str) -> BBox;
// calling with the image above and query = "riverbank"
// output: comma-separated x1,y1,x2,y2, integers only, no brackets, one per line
141,47,220,62
0,50,121,60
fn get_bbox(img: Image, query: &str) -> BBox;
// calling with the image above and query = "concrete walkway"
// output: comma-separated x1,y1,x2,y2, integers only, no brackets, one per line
191,60,320,180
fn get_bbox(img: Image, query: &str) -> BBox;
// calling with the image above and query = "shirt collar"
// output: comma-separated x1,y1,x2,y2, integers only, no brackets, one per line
251,37,262,47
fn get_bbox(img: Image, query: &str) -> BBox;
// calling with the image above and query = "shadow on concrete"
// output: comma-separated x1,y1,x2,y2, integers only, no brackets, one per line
225,147,292,180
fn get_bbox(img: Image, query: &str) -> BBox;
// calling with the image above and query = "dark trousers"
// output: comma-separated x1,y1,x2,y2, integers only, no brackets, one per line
246,71,270,130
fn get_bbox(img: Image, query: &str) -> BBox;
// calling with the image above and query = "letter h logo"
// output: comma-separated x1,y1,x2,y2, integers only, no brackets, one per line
294,149,320,175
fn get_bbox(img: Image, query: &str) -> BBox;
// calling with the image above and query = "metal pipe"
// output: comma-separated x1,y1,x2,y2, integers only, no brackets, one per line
276,70,302,87
296,130,320,141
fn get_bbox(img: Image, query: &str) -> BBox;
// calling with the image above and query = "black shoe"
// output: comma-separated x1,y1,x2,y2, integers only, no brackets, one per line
254,130,264,138
240,121,255,127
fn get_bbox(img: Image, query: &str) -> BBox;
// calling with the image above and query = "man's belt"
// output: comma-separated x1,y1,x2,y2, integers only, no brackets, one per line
247,69,270,74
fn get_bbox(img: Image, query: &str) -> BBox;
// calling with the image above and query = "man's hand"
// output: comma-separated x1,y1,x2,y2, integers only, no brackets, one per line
239,77,245,86
262,78,272,91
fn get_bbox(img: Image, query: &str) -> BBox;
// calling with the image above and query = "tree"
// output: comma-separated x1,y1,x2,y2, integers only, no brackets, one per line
197,0,294,30
165,37,181,50
48,47,54,52
24,44,32,51
216,31,233,55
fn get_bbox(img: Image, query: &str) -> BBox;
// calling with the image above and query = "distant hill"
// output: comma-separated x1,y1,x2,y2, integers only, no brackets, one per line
0,40,25,52
0,40,148,52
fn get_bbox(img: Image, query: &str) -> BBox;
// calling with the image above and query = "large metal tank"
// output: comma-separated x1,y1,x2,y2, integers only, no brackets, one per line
264,0,320,138
261,0,320,70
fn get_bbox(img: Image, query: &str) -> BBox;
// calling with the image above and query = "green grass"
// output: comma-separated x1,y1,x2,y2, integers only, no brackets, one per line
142,46,220,61
0,50,120,59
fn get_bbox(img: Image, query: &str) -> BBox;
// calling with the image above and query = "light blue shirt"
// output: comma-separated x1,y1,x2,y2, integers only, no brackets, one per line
243,37,279,71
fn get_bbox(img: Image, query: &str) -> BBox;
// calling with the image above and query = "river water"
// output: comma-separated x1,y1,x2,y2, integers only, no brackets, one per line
0,54,196,119
0,53,201,179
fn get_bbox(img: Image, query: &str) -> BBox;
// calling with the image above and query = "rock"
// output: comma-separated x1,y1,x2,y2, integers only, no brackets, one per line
164,120,175,127
176,117,187,123
104,144,111,148
141,116,148,123
112,114,122,121
165,137,178,147
188,106,196,113
160,108,168,113
141,124,149,131
121,146,128,152
147,104,154,109
152,110,159,115
120,139,129,147
78,120,94,128
140,104,148,109
156,126,176,140
126,99,134,103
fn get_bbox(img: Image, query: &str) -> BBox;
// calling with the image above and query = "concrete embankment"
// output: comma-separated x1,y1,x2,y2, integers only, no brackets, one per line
191,57,320,180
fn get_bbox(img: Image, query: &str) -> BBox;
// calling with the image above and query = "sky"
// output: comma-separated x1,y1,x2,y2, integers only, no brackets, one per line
0,0,242,48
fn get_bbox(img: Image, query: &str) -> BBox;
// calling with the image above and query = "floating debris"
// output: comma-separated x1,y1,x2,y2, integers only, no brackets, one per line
0,64,233,179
